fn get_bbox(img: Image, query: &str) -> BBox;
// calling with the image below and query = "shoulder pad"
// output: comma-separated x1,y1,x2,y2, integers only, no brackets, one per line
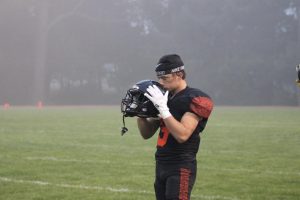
190,96,213,118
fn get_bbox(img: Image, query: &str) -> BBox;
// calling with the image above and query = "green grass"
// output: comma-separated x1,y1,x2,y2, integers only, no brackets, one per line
0,106,299,200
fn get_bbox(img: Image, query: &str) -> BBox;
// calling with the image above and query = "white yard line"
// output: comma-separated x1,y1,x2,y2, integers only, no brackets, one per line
0,176,239,200
0,176,150,194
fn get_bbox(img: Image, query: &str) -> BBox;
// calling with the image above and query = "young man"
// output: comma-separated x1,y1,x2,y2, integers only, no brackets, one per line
137,54,214,200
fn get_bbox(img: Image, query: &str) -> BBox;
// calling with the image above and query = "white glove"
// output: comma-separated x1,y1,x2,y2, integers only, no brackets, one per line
144,85,171,119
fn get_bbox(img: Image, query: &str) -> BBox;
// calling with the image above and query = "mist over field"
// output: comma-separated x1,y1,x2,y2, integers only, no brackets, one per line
0,0,300,106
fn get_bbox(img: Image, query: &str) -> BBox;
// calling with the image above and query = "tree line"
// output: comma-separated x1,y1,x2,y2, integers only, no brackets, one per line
0,0,299,105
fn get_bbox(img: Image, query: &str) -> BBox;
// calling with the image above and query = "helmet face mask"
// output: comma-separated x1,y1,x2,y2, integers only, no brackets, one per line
121,80,165,118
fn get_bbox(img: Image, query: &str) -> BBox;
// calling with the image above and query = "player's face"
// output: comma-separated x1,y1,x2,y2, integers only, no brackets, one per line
157,73,181,92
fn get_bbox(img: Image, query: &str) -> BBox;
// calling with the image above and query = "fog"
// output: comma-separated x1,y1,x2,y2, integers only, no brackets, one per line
0,0,299,106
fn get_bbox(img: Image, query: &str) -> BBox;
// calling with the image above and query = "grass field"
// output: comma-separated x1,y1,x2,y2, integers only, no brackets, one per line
0,106,299,200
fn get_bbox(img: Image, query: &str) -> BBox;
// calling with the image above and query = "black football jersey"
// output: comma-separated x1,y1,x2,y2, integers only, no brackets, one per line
155,86,213,164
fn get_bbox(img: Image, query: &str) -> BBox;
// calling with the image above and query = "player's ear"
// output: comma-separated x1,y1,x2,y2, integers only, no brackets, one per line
175,71,184,79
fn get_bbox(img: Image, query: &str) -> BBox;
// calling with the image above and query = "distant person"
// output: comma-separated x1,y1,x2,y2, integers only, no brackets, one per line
296,64,300,87
137,54,214,200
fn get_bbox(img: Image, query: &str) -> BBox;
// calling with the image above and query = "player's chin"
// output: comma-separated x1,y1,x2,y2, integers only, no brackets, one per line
163,86,171,91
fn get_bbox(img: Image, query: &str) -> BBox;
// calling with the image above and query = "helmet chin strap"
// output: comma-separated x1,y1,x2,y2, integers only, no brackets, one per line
121,115,128,136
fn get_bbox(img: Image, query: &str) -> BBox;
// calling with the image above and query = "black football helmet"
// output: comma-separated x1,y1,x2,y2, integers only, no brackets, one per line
120,80,165,135
121,80,165,118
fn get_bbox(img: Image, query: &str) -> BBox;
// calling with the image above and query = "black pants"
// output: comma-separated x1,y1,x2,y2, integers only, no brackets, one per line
154,161,197,200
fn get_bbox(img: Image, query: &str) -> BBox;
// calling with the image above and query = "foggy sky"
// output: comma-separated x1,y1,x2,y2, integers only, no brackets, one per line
0,0,299,105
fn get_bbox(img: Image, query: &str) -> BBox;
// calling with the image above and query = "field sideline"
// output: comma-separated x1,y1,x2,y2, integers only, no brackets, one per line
0,106,299,200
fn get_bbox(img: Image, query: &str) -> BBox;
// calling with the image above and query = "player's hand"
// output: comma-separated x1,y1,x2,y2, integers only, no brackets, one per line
144,85,171,119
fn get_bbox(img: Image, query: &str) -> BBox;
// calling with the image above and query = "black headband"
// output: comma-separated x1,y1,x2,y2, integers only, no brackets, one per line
155,54,185,76
155,65,185,76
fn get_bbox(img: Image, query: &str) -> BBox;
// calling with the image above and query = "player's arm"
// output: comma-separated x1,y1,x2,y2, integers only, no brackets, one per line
145,85,197,143
145,85,213,143
137,117,160,139
163,112,201,143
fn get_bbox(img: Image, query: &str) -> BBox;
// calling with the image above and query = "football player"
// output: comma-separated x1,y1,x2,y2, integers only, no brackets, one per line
137,54,214,200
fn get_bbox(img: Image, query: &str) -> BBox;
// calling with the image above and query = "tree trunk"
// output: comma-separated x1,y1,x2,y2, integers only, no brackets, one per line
33,0,48,104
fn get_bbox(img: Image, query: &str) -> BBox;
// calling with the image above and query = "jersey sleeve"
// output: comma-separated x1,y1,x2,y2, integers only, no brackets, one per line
190,96,213,119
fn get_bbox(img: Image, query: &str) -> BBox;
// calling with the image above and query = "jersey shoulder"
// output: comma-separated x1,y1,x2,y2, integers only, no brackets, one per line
184,87,214,119
184,87,210,98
